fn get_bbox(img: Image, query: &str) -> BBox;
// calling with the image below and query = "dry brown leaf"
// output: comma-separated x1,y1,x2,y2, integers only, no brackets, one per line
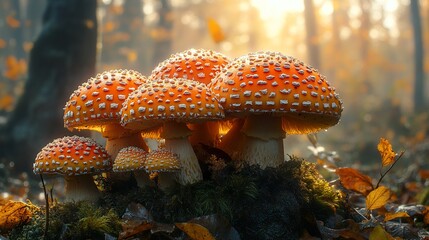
384,211,410,222
0,200,32,234
207,17,225,43
175,222,216,240
336,167,374,196
366,186,391,210
378,138,395,167
119,221,153,240
369,225,396,240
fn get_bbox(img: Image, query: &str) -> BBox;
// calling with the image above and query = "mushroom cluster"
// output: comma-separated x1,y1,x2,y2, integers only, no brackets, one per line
33,48,343,202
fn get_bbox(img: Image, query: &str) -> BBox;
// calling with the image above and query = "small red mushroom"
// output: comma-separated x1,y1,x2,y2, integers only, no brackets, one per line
33,136,112,202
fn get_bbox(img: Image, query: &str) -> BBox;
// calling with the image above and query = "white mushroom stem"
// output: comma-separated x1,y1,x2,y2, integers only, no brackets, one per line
64,175,100,202
103,123,148,159
162,121,203,185
237,115,285,168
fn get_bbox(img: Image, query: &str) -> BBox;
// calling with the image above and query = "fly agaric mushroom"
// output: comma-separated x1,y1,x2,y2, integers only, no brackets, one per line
121,78,225,185
149,49,231,146
33,136,112,202
63,69,149,158
113,146,152,188
210,51,343,168
145,148,181,191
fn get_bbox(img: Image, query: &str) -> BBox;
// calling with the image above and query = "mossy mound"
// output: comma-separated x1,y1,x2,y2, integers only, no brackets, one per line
9,157,343,239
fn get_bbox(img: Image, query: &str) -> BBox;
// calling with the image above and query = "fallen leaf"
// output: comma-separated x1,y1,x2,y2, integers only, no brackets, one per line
119,221,153,240
384,211,410,222
0,200,32,234
419,170,429,180
336,167,373,195
175,222,216,240
378,138,395,167
366,186,391,210
207,17,225,43
369,225,395,240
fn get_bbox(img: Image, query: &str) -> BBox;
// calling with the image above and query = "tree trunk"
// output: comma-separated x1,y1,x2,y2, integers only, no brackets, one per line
1,0,97,173
152,0,172,67
303,0,321,70
410,0,425,113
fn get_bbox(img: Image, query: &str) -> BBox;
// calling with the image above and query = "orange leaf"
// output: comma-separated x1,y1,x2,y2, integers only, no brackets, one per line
369,225,395,240
377,138,395,167
207,17,225,43
419,169,429,180
0,38,6,48
175,222,216,240
424,210,429,225
384,211,410,222
84,19,95,29
6,15,20,28
366,186,391,210
0,201,32,234
103,21,118,33
3,55,27,80
0,95,14,111
336,167,373,195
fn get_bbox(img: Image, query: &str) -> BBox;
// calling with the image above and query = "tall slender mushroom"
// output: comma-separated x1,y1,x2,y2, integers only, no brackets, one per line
210,51,343,168
121,78,225,185
149,48,231,146
63,69,149,158
33,136,112,202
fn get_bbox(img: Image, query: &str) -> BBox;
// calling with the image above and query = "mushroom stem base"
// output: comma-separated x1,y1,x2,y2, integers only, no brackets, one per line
236,136,285,169
164,137,203,185
64,175,100,202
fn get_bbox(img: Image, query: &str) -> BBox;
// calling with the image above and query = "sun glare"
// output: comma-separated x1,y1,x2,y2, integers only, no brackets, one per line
250,0,304,37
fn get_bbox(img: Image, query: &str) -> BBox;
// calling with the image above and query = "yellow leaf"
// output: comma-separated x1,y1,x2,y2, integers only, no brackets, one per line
369,225,395,240
207,17,225,43
366,186,391,210
0,201,32,234
384,211,410,222
175,222,216,240
377,138,395,167
336,167,373,196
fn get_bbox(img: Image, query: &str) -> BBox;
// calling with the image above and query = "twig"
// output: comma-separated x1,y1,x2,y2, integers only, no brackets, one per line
376,151,404,188
40,174,49,240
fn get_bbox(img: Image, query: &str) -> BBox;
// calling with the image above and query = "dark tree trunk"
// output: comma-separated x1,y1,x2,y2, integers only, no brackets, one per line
410,0,425,113
303,0,321,69
1,0,97,173
152,0,172,67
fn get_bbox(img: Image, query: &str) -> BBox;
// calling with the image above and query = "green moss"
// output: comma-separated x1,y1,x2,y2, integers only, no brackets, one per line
9,201,121,240
11,156,342,239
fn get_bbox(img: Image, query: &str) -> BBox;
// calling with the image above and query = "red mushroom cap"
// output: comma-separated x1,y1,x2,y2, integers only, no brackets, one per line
210,51,343,134
33,136,112,176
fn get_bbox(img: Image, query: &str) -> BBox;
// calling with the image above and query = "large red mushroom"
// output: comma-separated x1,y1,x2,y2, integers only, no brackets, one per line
121,78,225,185
210,51,343,168
63,69,149,158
